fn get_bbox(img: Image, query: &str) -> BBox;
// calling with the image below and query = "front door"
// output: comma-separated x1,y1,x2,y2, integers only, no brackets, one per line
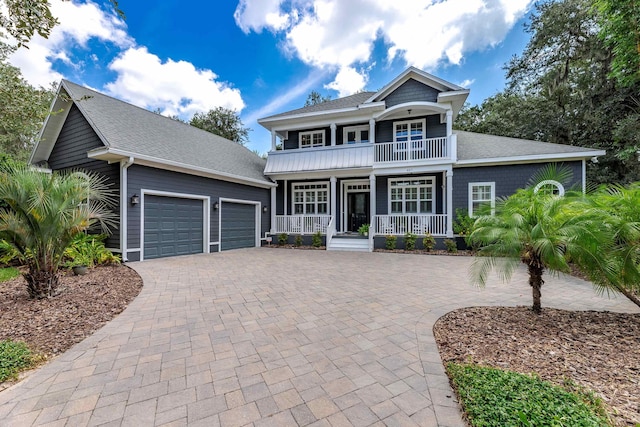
348,192,370,232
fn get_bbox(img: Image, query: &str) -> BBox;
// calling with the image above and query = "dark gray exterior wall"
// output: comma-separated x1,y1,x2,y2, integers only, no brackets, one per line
47,104,121,250
126,165,270,261
385,79,440,107
375,115,445,143
452,161,583,212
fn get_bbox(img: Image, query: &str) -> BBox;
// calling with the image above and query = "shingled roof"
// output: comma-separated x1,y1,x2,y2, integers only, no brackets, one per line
260,92,376,121
455,130,604,163
32,80,272,186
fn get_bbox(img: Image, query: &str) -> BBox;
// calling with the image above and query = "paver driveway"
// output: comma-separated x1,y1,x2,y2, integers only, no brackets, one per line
1,249,637,426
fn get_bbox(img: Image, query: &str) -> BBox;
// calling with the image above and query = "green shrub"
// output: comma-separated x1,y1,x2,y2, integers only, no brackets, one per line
278,233,288,245
447,363,611,427
312,231,322,247
0,267,20,282
404,232,417,251
0,340,33,382
294,235,303,247
64,233,120,268
444,238,458,253
453,208,475,236
0,239,24,266
422,233,436,251
385,235,397,250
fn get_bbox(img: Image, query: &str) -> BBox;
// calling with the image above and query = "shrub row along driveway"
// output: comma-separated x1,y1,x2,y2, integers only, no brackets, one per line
0,249,637,426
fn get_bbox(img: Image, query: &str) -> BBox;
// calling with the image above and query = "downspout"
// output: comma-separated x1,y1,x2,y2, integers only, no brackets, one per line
120,157,134,261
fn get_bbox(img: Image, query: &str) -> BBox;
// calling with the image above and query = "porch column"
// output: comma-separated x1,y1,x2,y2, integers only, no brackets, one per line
330,123,337,146
369,173,376,227
284,179,288,215
271,130,277,151
446,110,453,136
330,176,337,227
369,118,376,143
446,170,454,237
270,185,276,234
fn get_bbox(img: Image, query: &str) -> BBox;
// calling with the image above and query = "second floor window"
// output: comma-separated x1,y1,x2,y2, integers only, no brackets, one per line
343,125,370,144
394,119,425,143
299,130,325,148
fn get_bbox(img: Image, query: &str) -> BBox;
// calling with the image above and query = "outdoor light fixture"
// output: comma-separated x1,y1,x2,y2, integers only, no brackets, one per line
130,194,139,205
263,206,268,213
213,202,219,210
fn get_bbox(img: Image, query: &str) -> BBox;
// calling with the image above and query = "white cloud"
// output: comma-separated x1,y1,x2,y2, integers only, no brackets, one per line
8,0,246,119
458,78,475,88
323,66,367,97
234,0,534,94
8,0,131,87
105,47,244,117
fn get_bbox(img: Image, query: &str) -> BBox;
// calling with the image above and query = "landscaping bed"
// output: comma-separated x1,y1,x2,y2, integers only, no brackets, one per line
434,306,640,426
0,265,143,389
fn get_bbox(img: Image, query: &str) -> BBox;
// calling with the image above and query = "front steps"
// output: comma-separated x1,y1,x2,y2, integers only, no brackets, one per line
327,234,371,252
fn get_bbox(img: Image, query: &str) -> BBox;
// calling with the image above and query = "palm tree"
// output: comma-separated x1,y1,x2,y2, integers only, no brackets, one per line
468,166,606,313
0,166,116,298
576,183,640,307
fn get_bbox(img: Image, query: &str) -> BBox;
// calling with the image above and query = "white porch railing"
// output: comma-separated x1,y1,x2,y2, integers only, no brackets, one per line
275,215,332,234
373,214,447,236
374,137,449,163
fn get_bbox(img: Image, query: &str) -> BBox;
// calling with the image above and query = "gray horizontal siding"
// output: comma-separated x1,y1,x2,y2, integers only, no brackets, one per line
375,115,445,143
452,161,583,213
48,104,120,250
126,165,270,258
374,174,444,215
385,79,440,107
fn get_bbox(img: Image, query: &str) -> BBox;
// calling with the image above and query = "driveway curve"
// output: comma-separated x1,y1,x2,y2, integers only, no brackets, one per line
0,249,637,426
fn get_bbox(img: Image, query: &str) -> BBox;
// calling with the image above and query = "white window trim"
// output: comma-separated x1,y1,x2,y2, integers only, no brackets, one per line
468,182,495,217
387,177,435,214
393,119,427,143
299,130,325,148
292,181,330,215
343,125,370,144
533,180,565,196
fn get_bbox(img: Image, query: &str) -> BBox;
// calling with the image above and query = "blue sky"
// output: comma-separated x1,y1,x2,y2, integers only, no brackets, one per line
9,0,535,154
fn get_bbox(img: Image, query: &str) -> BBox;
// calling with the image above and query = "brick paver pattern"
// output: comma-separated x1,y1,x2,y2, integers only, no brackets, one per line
0,249,637,426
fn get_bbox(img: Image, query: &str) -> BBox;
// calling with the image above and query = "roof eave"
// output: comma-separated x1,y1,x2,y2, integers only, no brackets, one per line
365,67,465,103
88,147,276,188
258,102,386,131
455,150,606,167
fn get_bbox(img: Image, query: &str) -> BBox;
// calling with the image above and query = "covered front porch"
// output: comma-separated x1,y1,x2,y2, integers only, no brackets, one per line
269,170,455,251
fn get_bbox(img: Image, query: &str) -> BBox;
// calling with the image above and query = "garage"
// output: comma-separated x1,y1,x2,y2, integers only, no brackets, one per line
143,195,204,259
221,201,257,250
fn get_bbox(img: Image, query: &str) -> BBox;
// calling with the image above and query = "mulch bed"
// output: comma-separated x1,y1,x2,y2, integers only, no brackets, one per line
264,244,326,250
0,265,142,358
434,306,640,426
374,249,474,256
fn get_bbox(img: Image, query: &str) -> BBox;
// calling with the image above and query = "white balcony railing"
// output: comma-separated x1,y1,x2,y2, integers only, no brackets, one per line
374,137,449,163
275,215,332,234
373,214,447,236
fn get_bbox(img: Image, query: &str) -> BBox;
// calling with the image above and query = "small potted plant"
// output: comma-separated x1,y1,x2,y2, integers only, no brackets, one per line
66,254,93,276
358,223,370,237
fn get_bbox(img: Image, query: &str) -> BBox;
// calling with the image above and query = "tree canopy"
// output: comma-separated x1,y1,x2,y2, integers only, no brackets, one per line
189,107,250,145
0,46,54,162
304,90,331,107
0,0,124,47
455,0,640,185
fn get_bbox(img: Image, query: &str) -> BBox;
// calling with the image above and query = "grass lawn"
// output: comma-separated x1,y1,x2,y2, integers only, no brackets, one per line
0,267,20,282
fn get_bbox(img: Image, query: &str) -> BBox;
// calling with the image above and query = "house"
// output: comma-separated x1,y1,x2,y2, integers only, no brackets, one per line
31,80,275,261
258,67,605,251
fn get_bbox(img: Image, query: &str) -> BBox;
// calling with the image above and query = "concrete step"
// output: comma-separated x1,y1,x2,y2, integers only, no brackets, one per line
327,238,370,252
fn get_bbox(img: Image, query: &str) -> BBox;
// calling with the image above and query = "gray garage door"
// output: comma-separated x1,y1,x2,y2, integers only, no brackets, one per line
144,195,204,259
221,202,256,251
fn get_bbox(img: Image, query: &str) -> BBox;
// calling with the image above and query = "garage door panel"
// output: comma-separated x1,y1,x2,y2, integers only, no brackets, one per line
221,202,256,251
144,195,204,260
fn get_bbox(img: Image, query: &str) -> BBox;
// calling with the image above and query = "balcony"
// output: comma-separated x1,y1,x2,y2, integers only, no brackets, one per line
374,137,449,164
265,136,454,175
